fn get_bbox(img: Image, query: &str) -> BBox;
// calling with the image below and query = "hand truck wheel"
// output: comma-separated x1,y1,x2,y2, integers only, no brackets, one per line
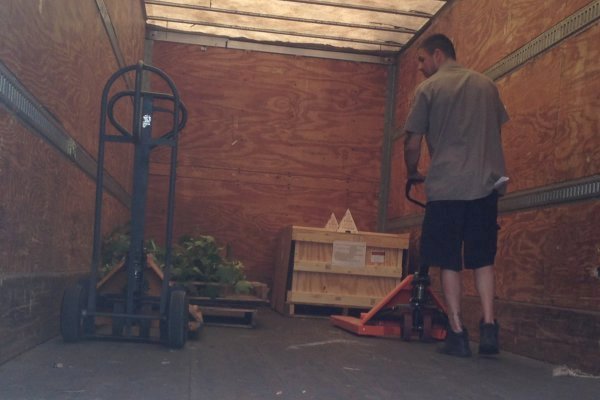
401,313,413,341
60,283,88,342
166,289,188,349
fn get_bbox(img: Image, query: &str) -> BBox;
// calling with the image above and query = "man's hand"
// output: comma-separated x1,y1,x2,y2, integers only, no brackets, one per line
405,175,427,208
407,172,426,183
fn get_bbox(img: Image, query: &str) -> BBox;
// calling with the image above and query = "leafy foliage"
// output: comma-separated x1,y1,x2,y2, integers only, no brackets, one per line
100,224,131,277
170,235,248,291
101,226,250,294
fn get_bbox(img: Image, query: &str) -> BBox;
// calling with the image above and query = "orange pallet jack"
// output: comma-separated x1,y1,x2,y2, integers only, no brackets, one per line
331,181,448,341
330,272,447,340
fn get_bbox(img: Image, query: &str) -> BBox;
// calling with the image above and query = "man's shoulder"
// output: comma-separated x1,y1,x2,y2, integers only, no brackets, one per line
442,64,498,91
452,65,496,85
415,74,439,94
415,63,496,94
466,67,494,84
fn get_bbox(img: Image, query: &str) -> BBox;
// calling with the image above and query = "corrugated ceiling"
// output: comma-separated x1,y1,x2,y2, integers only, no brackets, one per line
144,0,448,56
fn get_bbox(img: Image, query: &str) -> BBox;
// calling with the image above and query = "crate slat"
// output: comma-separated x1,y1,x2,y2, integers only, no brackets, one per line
272,226,409,315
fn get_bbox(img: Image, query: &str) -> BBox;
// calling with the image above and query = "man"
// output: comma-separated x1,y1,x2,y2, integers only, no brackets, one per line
403,34,509,357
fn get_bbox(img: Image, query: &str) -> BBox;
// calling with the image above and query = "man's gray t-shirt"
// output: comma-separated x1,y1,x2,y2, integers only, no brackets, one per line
404,61,509,201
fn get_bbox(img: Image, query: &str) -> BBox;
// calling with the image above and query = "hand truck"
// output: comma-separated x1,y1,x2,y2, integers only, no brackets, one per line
60,61,189,348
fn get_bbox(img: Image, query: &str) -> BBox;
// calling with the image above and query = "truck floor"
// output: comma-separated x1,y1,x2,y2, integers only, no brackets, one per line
0,308,598,400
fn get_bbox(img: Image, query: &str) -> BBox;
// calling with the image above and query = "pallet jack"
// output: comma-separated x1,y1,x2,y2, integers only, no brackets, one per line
331,180,448,341
60,62,189,348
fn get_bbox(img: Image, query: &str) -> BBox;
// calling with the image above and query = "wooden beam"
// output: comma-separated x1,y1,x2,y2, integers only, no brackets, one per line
145,0,417,34
377,62,397,231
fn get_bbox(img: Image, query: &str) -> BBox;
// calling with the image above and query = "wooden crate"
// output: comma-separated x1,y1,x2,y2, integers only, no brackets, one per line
272,226,409,315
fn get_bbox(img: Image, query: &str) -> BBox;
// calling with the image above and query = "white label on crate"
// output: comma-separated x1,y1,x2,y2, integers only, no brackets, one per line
332,241,366,268
370,250,385,264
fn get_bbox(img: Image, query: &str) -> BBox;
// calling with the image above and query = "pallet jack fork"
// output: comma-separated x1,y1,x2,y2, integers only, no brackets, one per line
60,62,189,348
330,272,447,340
331,180,448,341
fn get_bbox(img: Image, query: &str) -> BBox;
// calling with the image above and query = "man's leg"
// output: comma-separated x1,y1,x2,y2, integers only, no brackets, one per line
420,200,471,356
474,265,495,324
441,269,463,332
439,268,471,357
464,192,500,354
474,264,500,354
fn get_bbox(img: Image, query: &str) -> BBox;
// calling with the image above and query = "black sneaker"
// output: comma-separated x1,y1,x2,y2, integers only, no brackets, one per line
479,320,500,355
438,328,472,357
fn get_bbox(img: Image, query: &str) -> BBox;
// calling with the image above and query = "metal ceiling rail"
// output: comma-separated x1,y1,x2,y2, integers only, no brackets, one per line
145,0,418,34
280,0,435,18
148,30,393,64
484,0,600,80
386,175,600,231
147,16,405,48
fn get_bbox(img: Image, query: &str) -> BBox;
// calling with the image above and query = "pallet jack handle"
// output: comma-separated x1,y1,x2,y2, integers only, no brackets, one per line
405,178,426,208
404,178,427,276
404,178,433,311
329,176,448,340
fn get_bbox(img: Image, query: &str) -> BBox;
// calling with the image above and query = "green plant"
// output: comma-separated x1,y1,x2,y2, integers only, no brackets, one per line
170,235,250,294
171,235,222,282
146,239,165,263
100,224,131,276
100,226,251,294
100,225,166,277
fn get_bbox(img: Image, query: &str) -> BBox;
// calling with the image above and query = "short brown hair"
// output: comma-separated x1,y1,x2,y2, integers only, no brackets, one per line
420,34,456,60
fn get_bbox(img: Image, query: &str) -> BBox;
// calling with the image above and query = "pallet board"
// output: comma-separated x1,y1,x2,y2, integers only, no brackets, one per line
199,306,257,328
188,296,263,328
287,303,368,318
272,226,409,315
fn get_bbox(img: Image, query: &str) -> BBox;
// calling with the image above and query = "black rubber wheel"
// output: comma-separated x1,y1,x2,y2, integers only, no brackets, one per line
160,319,168,343
139,304,152,338
401,313,412,341
77,279,95,335
420,313,433,342
112,302,125,336
60,284,87,342
167,289,188,349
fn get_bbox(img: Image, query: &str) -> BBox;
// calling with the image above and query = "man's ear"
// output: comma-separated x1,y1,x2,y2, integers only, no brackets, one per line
433,48,444,65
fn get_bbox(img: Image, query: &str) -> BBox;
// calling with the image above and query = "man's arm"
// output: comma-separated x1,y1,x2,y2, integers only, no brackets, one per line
404,131,425,181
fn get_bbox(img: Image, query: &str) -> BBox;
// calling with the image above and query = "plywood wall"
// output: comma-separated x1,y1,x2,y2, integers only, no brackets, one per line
147,43,387,284
388,0,599,373
0,0,145,363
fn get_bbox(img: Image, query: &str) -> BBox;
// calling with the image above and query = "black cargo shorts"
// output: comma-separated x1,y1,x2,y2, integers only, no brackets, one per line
419,191,499,271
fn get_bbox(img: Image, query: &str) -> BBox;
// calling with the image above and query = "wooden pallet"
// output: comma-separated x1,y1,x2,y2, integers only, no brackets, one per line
199,306,257,328
189,296,262,328
287,303,369,319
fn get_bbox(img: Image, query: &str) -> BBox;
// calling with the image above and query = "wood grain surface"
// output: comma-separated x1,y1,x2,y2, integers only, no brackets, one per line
0,0,144,274
147,43,388,284
103,0,146,67
461,296,600,375
0,0,144,364
421,0,593,72
0,111,129,277
496,201,600,310
387,1,598,371
390,1,598,214
0,0,144,192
